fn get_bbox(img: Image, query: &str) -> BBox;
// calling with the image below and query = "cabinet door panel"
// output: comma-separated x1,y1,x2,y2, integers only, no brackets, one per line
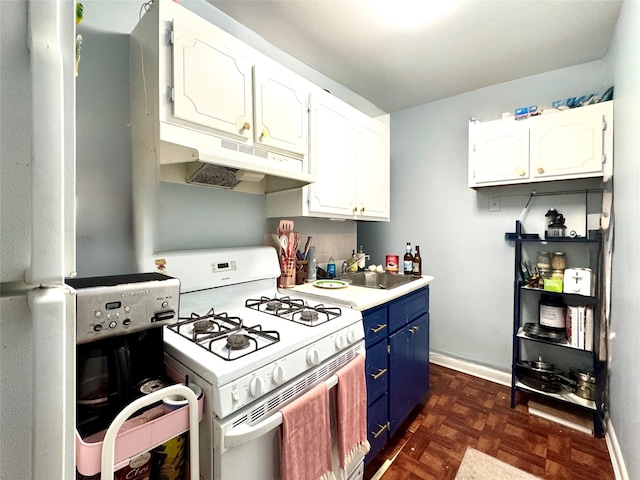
172,19,253,140
308,91,357,216
363,305,388,345
389,325,413,435
356,115,390,220
366,340,388,404
389,288,429,333
253,65,308,156
530,108,604,179
365,393,389,464
469,119,529,186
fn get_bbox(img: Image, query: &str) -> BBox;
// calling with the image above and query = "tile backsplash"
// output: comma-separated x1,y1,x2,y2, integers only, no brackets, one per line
264,232,359,268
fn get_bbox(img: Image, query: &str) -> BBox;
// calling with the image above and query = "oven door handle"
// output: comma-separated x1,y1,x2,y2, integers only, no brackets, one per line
224,373,339,449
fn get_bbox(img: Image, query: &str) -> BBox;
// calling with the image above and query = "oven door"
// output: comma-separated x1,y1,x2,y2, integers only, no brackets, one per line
213,353,366,480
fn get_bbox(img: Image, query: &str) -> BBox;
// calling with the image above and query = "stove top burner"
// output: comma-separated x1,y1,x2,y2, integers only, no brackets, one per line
168,310,280,361
299,310,319,322
265,300,282,311
193,320,216,334
245,296,342,327
227,333,251,350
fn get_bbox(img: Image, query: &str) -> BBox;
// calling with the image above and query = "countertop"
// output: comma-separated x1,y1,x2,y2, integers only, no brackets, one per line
280,275,434,311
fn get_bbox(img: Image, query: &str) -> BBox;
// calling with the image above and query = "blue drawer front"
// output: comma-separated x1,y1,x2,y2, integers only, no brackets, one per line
365,340,388,405
363,305,388,346
389,287,429,333
365,393,389,465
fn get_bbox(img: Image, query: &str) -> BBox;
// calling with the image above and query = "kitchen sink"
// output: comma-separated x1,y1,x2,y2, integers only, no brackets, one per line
335,271,421,289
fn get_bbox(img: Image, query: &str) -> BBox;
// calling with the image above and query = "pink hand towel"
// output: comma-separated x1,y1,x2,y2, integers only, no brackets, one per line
336,355,370,479
281,383,336,480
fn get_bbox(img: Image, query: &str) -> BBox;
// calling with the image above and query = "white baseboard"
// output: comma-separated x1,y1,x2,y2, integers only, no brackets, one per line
429,351,629,480
429,351,512,387
605,416,629,480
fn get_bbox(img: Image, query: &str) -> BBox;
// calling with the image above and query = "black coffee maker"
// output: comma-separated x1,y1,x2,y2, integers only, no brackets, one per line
67,273,180,438
545,208,567,239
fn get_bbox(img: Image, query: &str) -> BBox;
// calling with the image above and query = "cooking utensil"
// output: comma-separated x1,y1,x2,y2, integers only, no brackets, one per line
277,219,294,236
279,235,288,253
271,234,283,254
302,236,312,258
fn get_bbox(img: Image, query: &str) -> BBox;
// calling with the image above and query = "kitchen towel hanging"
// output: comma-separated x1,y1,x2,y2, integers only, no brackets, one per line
280,383,335,480
336,355,370,479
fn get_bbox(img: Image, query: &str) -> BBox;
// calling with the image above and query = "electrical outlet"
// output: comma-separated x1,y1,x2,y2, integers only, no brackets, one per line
489,197,500,212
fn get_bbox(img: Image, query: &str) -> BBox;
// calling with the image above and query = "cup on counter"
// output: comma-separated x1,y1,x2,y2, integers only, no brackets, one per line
295,260,308,285
279,257,296,288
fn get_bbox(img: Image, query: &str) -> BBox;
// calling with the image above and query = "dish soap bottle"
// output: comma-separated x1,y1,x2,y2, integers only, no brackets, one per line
327,256,336,277
349,250,358,272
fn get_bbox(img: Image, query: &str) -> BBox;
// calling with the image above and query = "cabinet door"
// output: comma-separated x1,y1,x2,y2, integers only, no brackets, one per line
366,340,388,404
308,90,357,217
365,393,389,464
468,119,529,187
171,18,253,141
253,65,308,156
530,105,607,180
389,315,429,435
356,115,390,221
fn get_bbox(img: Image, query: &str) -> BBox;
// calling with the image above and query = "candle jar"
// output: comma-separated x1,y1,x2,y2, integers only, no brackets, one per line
551,251,567,271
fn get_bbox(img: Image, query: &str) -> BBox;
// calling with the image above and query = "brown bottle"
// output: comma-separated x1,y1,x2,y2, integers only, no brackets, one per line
403,242,413,275
412,245,422,277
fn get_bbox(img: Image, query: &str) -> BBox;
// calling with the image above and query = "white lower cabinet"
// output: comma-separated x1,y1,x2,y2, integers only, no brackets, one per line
468,101,613,188
266,89,390,221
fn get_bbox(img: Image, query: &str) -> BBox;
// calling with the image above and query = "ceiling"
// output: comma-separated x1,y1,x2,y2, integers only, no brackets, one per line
208,0,623,113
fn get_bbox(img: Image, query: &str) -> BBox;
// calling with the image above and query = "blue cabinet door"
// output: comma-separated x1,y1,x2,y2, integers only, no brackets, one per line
389,314,429,435
388,287,429,333
365,339,388,405
363,305,388,346
365,392,389,464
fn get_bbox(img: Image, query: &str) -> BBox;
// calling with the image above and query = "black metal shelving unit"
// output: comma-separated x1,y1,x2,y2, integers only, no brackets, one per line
510,219,606,437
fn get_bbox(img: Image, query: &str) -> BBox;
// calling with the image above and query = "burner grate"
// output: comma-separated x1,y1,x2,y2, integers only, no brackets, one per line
168,309,280,361
245,297,341,327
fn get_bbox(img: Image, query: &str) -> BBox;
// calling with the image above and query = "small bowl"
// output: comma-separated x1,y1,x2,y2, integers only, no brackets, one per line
162,383,203,412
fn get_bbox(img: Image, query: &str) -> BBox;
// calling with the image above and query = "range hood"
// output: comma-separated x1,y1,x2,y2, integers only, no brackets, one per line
157,124,314,195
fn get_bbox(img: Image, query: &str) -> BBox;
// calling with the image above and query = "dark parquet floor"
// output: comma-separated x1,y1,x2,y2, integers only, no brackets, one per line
364,363,615,480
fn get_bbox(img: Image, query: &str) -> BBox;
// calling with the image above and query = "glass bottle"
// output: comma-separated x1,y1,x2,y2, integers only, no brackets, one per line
412,246,422,276
403,242,413,275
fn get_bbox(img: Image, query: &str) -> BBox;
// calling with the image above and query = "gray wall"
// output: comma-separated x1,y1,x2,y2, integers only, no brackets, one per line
605,1,640,478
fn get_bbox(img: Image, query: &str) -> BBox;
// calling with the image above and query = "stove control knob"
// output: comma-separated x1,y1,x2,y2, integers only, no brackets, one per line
249,376,266,397
307,348,321,367
347,330,357,344
272,365,287,385
335,335,346,350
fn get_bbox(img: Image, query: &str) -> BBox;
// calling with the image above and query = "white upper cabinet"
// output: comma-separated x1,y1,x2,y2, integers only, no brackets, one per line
468,101,613,188
356,114,390,220
171,17,253,141
307,89,359,217
530,103,610,179
468,120,529,185
265,88,390,221
253,64,309,156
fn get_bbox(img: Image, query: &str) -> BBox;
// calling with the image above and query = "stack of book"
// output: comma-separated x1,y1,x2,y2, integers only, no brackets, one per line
565,305,594,350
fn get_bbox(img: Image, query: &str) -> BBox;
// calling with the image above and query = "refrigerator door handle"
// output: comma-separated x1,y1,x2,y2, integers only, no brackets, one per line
26,0,65,286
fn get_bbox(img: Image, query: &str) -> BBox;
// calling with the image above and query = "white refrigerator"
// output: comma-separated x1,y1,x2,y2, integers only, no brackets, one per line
1,0,77,478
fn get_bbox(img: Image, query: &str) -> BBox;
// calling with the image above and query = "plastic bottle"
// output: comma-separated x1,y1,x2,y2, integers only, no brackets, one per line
358,245,366,269
327,256,336,277
349,250,358,272
403,243,413,275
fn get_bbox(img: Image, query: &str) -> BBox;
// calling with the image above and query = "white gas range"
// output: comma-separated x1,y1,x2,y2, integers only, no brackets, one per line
157,247,365,480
